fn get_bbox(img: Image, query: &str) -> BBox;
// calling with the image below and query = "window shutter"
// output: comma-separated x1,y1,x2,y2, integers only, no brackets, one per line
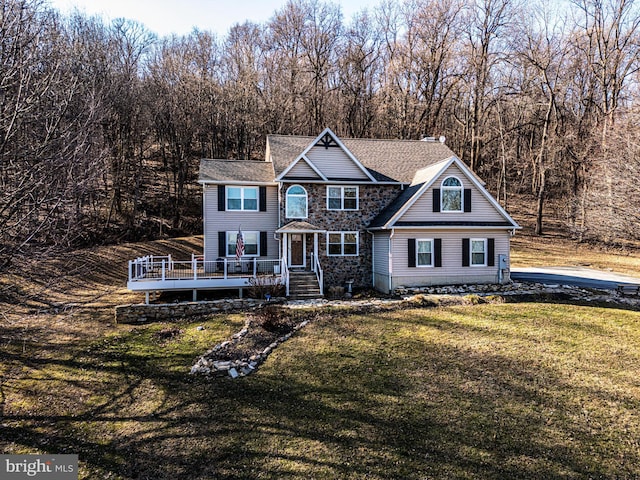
408,239,416,268
218,185,225,211
462,238,470,267
432,189,441,212
260,231,268,256
218,231,226,257
259,186,267,212
487,238,495,266
464,189,472,212
434,238,442,267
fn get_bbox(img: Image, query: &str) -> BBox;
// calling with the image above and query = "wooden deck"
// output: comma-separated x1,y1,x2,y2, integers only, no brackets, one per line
127,255,285,293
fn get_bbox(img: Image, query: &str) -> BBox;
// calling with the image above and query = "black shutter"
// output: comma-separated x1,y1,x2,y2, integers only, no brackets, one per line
434,238,442,267
464,189,472,212
462,238,470,267
259,186,267,212
487,238,495,266
218,185,225,211
408,239,416,267
218,231,227,257
432,189,441,212
260,231,268,256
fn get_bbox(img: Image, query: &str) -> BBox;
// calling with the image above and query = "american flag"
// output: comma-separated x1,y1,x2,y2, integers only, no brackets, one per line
235,228,244,261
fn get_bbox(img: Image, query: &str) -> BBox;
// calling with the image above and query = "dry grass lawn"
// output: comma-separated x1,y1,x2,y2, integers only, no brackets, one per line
1,229,639,479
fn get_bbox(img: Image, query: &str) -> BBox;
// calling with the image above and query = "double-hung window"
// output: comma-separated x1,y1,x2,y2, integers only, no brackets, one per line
327,186,358,210
327,232,358,256
227,186,258,211
226,231,259,256
471,238,487,266
416,239,434,267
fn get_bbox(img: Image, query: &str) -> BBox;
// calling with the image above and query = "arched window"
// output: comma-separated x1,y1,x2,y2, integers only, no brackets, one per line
441,176,462,212
286,185,307,218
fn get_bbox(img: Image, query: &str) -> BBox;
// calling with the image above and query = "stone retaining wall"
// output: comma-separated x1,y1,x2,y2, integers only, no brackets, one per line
116,280,640,324
115,298,285,324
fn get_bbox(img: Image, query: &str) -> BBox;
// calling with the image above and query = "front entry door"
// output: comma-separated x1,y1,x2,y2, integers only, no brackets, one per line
290,234,305,267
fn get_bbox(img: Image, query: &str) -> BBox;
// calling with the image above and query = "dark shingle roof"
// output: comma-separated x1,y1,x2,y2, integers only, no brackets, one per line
367,183,422,229
199,159,275,183
267,134,456,184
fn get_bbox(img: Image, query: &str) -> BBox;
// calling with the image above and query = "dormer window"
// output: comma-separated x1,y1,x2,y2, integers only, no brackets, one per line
286,185,307,218
441,176,462,212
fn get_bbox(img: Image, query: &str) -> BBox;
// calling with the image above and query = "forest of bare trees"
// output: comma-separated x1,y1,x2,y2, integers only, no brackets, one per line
1,0,639,266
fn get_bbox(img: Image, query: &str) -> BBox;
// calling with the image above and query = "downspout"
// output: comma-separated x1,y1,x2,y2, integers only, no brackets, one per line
202,184,208,260
369,231,375,289
389,228,395,294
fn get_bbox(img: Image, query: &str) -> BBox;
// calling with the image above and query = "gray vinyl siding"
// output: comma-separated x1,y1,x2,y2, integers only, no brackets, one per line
402,164,505,223
203,184,279,261
389,229,511,290
284,159,321,179
372,232,391,293
306,145,370,180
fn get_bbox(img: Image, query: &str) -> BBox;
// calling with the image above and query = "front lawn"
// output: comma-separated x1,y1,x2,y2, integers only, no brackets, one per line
1,302,639,479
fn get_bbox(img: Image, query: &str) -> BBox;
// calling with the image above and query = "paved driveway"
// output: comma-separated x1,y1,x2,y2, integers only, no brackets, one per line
511,266,640,290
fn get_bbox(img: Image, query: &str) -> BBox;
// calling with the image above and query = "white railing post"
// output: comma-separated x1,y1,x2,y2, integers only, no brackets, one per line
253,257,257,276
128,260,133,281
161,260,166,281
193,256,197,280
314,254,323,295
223,258,227,278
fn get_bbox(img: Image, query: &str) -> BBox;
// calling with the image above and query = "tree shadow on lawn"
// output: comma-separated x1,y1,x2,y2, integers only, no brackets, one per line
1,309,639,479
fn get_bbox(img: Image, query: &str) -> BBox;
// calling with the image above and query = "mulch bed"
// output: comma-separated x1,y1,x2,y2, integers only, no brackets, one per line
199,305,326,365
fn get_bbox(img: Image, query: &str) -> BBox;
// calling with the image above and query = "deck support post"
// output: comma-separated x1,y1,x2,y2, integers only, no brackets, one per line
238,288,243,298
145,291,150,304
193,289,197,302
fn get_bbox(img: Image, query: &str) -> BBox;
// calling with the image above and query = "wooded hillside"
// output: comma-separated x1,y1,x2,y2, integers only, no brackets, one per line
1,0,639,267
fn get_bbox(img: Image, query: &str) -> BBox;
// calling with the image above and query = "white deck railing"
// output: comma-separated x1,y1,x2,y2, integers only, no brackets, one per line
281,258,290,296
310,253,324,295
128,255,282,283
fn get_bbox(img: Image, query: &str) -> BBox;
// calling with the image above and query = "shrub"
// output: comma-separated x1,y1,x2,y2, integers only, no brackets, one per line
327,286,345,299
248,276,285,299
252,305,292,333
463,294,483,305
405,294,440,307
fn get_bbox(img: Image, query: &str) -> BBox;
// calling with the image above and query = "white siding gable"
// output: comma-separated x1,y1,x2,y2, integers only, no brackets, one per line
305,145,371,181
284,158,323,180
400,163,507,224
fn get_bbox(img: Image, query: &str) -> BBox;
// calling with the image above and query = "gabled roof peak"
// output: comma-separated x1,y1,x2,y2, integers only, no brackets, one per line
268,129,457,184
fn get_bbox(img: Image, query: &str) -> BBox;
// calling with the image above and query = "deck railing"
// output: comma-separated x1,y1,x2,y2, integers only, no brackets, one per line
128,256,282,283
282,258,290,296
310,253,323,295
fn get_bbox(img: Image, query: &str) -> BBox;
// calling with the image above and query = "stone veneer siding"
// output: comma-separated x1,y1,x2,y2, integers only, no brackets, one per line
281,182,403,290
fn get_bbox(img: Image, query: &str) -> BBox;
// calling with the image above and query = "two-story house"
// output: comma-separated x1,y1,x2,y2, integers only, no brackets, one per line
127,128,520,300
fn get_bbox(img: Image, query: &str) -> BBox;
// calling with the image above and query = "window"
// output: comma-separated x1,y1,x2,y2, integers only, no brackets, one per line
471,238,486,266
227,186,258,211
441,176,462,212
286,185,307,218
226,231,259,256
327,186,358,210
416,239,433,267
327,232,358,256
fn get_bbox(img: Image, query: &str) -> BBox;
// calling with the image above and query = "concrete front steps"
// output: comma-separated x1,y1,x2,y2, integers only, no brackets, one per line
288,271,323,299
